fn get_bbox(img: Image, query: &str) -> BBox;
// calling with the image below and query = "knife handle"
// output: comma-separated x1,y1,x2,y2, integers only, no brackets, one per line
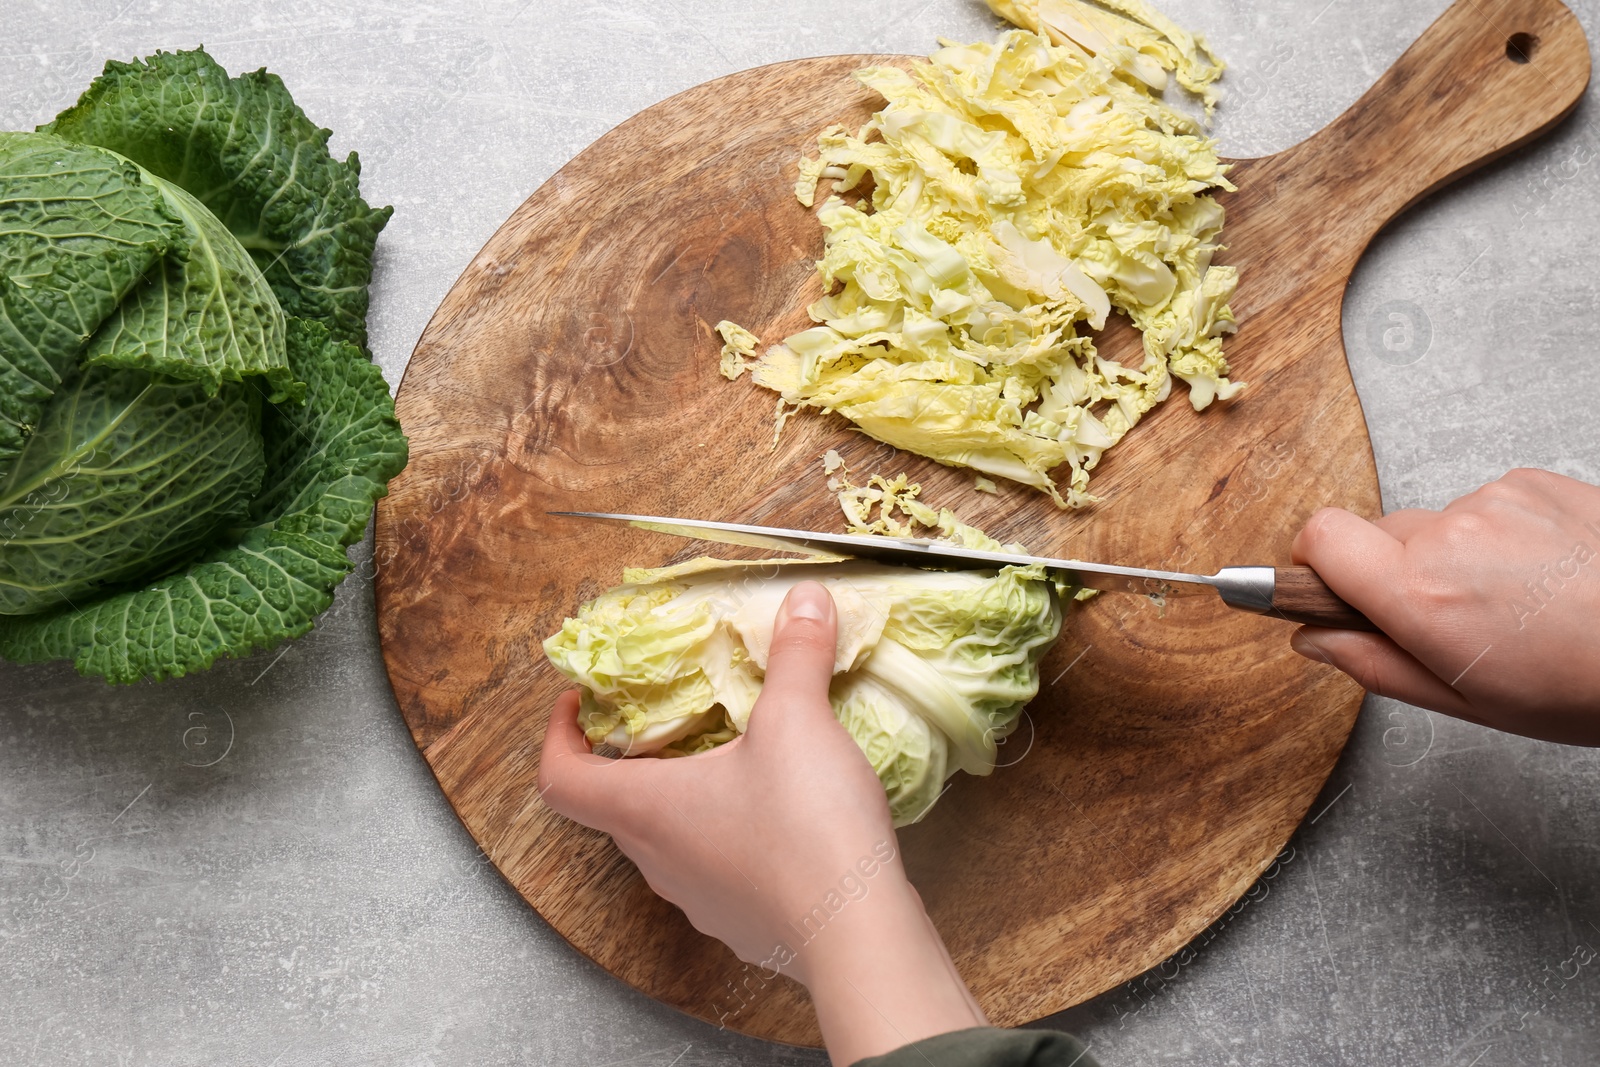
1270,566,1380,632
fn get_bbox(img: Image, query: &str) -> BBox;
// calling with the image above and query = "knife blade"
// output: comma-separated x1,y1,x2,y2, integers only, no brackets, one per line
548,511,1378,632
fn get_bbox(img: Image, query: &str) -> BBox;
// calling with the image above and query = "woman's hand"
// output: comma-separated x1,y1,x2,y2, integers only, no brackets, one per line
538,581,986,1065
1291,468,1600,745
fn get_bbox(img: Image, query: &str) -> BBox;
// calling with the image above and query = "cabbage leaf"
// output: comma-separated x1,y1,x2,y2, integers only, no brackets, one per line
0,133,182,474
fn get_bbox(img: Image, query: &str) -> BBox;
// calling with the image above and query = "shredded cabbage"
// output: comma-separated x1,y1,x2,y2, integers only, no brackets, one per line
987,0,1225,114
738,22,1239,508
715,319,761,381
832,468,1023,553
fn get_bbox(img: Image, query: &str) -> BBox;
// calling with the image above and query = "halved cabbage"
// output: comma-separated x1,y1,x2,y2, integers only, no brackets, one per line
543,482,1066,827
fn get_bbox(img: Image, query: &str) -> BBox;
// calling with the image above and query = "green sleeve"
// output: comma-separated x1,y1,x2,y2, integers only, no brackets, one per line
851,1027,1100,1067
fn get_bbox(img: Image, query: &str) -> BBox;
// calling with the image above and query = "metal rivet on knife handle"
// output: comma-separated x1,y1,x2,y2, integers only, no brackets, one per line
1217,565,1380,632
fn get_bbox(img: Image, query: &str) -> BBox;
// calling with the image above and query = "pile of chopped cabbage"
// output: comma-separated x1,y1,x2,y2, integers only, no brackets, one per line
543,480,1066,827
987,0,1225,115
725,5,1239,507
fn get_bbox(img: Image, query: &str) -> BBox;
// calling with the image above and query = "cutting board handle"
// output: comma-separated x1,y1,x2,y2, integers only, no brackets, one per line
1291,0,1590,255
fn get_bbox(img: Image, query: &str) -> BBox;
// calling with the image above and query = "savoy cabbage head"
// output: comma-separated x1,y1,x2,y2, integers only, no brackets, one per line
0,49,407,683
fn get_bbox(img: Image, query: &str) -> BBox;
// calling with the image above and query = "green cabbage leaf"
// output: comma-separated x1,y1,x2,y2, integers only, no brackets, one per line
0,49,406,683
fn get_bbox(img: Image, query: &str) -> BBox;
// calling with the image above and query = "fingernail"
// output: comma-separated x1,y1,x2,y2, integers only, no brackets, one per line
1289,630,1314,658
781,581,832,624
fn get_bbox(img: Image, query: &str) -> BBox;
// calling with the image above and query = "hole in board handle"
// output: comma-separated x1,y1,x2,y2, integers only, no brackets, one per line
1507,32,1539,64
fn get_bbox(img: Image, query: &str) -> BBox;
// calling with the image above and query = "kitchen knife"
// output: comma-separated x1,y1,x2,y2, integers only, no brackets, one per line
549,511,1378,632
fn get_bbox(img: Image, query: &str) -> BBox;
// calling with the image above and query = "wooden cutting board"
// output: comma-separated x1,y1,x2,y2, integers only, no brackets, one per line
374,0,1588,1046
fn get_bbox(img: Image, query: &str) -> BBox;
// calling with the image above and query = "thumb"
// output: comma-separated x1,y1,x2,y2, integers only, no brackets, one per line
1290,627,1475,717
745,581,839,741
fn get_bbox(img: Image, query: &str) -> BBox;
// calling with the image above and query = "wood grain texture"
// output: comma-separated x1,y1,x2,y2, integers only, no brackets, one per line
374,0,1588,1047
1268,567,1376,631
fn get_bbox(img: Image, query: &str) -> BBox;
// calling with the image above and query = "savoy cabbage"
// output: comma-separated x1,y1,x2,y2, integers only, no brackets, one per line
0,49,407,683
543,479,1067,827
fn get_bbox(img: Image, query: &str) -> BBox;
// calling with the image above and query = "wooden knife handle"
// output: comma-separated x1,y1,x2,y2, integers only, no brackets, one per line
1271,566,1380,632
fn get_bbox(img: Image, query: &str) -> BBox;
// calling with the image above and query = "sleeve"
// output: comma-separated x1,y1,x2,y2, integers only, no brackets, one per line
851,1027,1100,1067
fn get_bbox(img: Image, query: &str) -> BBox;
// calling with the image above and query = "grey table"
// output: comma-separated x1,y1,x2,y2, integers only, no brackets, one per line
3,1,1597,1064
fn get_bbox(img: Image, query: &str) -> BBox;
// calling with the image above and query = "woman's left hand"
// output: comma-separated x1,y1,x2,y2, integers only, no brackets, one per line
537,581,986,1065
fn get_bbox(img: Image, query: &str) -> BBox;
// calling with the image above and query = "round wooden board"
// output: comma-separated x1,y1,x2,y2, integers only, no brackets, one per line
374,2,1587,1046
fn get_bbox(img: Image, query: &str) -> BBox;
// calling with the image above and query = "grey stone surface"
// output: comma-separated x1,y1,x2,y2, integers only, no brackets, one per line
2,1,1597,1064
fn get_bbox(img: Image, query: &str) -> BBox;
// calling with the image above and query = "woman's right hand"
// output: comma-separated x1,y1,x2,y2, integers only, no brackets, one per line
1289,468,1600,745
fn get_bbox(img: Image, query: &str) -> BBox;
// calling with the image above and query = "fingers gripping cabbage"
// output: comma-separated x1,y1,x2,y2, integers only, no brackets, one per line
0,49,407,683
544,557,1064,827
